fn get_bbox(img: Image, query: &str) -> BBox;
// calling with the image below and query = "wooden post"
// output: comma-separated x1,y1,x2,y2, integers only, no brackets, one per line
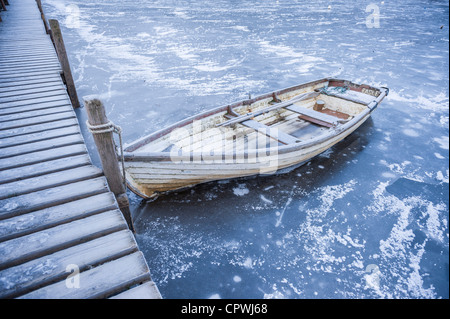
36,0,50,34
84,99,135,233
48,19,81,109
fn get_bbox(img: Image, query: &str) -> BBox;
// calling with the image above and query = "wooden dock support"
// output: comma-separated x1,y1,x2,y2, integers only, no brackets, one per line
48,19,80,109
36,0,50,34
85,99,135,233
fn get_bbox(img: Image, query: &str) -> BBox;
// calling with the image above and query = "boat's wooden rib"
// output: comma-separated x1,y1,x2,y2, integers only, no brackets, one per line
123,78,388,199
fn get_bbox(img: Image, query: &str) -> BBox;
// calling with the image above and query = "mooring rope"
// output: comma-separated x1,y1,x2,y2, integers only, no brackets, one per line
86,120,127,190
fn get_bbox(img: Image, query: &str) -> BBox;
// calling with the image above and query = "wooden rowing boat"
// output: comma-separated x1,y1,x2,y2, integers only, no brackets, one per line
123,78,388,199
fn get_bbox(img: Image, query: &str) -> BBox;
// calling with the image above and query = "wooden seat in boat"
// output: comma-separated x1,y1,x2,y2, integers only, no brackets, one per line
238,119,300,145
285,104,344,128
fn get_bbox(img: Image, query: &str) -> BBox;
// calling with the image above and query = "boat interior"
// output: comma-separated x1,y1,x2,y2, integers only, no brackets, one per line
130,82,376,155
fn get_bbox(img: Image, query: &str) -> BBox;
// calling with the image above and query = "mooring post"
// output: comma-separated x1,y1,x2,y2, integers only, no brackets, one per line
48,19,81,109
36,0,50,34
85,99,135,232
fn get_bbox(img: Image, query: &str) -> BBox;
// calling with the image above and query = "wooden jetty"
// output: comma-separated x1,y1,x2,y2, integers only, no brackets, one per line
0,0,161,298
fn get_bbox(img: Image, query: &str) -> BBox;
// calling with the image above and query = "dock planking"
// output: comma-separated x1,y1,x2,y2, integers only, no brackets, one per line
0,0,161,299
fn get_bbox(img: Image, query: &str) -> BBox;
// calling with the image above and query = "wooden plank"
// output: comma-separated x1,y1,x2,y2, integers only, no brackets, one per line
0,74,62,88
0,61,61,71
0,210,128,271
0,153,90,184
110,281,162,299
0,80,63,94
0,94,69,109
0,176,109,220
0,88,67,104
0,70,61,80
0,117,78,139
0,143,87,171
49,19,80,108
18,252,151,299
0,124,79,149
0,60,60,69
0,65,61,76
285,104,341,126
0,192,117,242
239,119,300,144
0,98,69,114
0,51,57,60
0,230,137,299
0,65,62,76
0,165,103,200
0,105,71,123
0,45,53,52
0,84,65,99
0,111,75,131
0,54,58,64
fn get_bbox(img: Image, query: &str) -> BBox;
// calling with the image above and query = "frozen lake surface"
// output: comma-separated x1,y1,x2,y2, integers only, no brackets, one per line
43,0,448,298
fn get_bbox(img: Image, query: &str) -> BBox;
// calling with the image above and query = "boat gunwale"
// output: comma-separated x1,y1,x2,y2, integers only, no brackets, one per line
123,78,388,162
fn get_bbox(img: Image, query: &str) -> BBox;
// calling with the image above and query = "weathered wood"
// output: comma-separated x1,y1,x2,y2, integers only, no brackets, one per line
0,94,69,109
0,88,67,104
0,144,87,171
0,0,161,299
48,19,80,108
0,111,75,131
0,80,64,94
0,230,137,298
0,192,117,242
18,252,151,299
0,165,103,200
0,74,61,87
0,105,71,122
285,103,344,126
0,134,84,160
0,176,109,220
0,118,79,139
0,123,78,149
0,69,61,80
239,119,300,145
0,61,61,71
0,55,58,64
0,210,127,271
110,281,162,299
218,91,319,127
0,65,61,75
0,153,89,184
85,99,134,232
35,0,50,34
